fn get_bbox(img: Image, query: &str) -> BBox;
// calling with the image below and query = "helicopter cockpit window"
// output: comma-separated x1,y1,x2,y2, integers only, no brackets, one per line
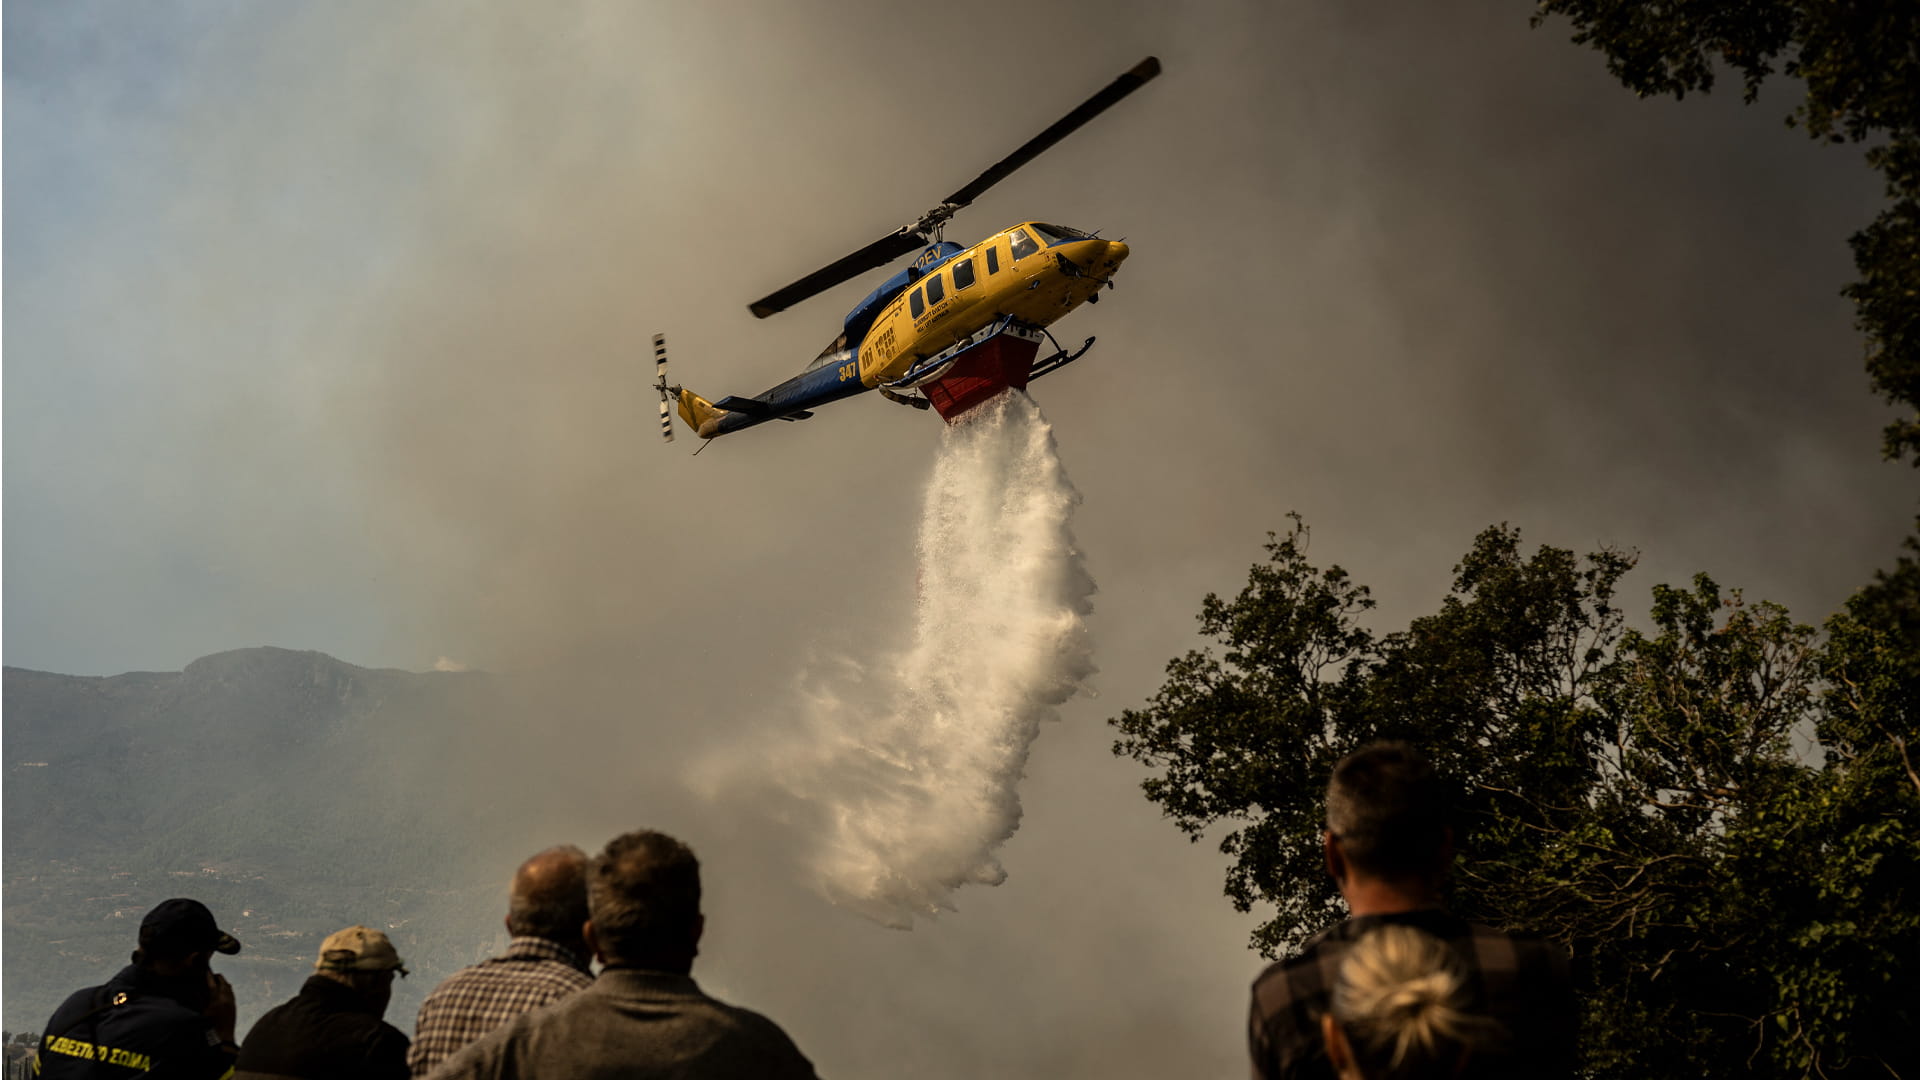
952,257,976,290
926,273,945,306
910,288,925,318
986,246,1000,274
1031,223,1089,246
1010,228,1039,261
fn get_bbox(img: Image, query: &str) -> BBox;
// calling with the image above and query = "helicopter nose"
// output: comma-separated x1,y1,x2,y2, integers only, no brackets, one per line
1102,240,1130,269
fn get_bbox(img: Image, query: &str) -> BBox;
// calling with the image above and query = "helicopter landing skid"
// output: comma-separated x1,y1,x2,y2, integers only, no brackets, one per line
1030,331,1095,382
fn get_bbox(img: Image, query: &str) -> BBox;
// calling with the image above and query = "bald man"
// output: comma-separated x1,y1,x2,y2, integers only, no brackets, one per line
408,846,594,1076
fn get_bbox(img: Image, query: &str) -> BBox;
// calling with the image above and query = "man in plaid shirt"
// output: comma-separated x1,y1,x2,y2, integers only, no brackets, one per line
1248,743,1576,1080
409,846,594,1076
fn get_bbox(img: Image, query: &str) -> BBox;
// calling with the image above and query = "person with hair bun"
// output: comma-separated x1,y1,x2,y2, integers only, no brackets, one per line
1248,742,1575,1079
1320,925,1504,1080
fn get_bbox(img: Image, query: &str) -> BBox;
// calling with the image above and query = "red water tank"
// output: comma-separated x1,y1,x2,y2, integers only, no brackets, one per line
922,333,1043,422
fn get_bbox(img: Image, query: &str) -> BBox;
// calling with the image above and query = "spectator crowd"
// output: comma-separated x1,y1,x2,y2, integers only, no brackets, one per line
27,744,1576,1079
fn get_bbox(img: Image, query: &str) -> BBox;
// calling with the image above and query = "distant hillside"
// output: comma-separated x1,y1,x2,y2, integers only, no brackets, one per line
3,648,511,1035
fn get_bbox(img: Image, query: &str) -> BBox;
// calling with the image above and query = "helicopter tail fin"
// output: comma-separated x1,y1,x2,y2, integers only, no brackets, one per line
676,388,728,439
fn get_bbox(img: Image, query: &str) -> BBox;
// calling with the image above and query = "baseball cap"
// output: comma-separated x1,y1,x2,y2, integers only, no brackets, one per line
314,926,409,976
139,899,242,956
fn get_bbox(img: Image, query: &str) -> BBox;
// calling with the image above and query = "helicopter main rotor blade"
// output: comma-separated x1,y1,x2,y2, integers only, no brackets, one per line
941,56,1160,211
745,56,1160,320
748,230,927,319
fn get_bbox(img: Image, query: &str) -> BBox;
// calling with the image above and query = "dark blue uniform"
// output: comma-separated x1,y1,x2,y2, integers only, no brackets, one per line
36,965,236,1079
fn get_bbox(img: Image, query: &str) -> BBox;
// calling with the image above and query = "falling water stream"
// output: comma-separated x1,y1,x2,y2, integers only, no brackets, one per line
775,390,1097,926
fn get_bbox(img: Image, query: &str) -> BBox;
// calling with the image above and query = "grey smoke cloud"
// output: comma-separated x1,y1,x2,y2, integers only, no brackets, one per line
6,1,1914,1076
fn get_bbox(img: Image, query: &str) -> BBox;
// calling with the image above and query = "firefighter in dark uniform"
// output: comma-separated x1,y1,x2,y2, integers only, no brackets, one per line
36,898,242,1079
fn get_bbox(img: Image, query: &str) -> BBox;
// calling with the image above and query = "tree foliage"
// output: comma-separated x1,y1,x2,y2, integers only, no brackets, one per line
1531,0,1920,464
1112,519,1918,1078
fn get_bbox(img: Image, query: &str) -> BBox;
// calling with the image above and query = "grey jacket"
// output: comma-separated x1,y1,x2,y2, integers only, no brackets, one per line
425,969,816,1080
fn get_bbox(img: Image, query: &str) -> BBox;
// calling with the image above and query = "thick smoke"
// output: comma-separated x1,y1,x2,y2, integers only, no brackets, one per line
710,391,1096,926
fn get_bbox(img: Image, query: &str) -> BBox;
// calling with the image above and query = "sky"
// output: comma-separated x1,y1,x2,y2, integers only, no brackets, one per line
5,1,1915,1076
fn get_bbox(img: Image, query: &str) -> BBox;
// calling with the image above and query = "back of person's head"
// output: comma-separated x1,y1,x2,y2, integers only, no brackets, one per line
1325,742,1453,881
588,830,702,973
1325,925,1504,1080
507,845,591,944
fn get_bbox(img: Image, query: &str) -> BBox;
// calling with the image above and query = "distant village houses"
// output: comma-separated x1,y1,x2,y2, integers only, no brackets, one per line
3,1032,39,1080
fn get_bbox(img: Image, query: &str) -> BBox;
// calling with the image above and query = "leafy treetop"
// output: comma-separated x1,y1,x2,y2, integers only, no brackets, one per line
1533,0,1920,464
1113,517,1917,1077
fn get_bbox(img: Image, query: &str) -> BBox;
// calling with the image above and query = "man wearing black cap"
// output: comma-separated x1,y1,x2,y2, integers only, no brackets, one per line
35,898,242,1079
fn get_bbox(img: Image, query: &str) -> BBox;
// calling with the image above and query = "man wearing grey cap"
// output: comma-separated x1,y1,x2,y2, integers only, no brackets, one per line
234,925,412,1080
35,898,243,1079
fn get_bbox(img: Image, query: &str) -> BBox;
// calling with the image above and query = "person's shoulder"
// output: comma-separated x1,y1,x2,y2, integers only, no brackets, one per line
703,1000,816,1076
427,954,588,998
423,960,495,995
45,982,108,1023
1460,919,1566,954
1491,923,1567,953
1251,920,1357,997
1248,930,1349,1080
517,975,603,1021
416,960,512,1014
362,1019,412,1069
1456,920,1572,984
124,987,219,1034
427,1003,545,1080
715,998,801,1039
415,967,474,1015
251,991,301,1020
1501,925,1571,978
509,956,595,995
375,1018,411,1046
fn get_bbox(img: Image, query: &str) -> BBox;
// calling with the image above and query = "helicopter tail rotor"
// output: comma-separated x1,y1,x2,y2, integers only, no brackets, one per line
653,333,676,443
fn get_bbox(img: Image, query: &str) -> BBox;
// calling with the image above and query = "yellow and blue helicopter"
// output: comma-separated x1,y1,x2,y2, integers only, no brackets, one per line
655,57,1160,442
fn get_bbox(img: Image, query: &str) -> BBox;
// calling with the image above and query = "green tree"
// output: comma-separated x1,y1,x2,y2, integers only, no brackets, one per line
1798,538,1920,1075
1113,520,1918,1077
1530,0,1920,464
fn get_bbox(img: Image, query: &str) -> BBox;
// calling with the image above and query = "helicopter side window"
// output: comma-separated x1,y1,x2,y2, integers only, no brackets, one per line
910,288,925,318
1010,228,1039,261
926,273,945,305
986,246,1000,274
952,258,976,290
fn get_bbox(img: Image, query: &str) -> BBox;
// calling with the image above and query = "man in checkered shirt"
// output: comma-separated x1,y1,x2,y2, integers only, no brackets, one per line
1248,743,1577,1080
409,846,594,1076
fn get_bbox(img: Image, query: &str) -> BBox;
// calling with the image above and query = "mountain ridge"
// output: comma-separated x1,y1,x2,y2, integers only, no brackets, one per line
3,646,505,1035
